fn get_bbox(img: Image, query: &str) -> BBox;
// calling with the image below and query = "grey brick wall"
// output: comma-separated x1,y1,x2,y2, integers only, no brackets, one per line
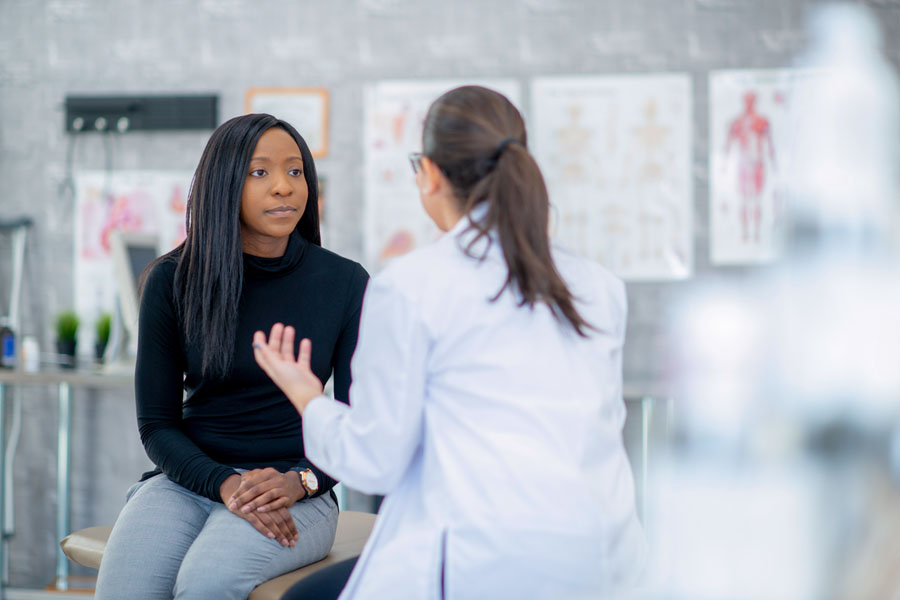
0,0,898,587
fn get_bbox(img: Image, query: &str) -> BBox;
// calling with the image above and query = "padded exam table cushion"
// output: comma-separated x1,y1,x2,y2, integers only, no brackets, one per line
60,510,377,600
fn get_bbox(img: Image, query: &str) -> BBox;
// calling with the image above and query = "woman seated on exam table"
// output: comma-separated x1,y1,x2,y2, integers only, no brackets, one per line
246,85,646,599
94,113,369,599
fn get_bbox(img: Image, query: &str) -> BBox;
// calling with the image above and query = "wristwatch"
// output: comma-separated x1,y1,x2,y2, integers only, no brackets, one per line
297,468,319,498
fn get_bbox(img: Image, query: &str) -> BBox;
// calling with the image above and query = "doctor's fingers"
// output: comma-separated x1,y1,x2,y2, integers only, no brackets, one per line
281,326,296,360
298,338,313,369
267,323,286,353
252,333,280,378
252,330,268,348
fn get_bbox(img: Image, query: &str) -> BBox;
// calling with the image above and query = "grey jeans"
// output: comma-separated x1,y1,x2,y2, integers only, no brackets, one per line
94,473,339,600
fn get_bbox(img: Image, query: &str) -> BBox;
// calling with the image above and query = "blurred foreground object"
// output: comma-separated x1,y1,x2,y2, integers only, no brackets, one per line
643,4,900,599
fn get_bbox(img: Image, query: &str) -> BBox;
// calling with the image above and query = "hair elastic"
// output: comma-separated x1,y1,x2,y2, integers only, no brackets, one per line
494,137,521,158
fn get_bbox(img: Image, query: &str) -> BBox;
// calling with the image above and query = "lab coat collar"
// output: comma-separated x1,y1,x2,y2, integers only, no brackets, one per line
452,201,489,235
450,202,497,259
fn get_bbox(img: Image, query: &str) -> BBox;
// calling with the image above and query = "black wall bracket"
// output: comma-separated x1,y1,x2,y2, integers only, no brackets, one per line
64,94,218,133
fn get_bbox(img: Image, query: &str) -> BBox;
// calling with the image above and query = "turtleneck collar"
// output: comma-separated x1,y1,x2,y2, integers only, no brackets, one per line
243,229,308,279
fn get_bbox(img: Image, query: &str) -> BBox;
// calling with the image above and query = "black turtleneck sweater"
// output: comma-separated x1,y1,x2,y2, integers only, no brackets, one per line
135,232,369,501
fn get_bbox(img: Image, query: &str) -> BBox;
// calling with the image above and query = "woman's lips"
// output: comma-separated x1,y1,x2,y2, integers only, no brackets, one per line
265,206,298,216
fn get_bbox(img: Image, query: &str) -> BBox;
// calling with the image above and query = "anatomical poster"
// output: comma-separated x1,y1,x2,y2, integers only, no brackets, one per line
74,170,191,352
709,69,814,265
362,79,521,271
531,74,693,280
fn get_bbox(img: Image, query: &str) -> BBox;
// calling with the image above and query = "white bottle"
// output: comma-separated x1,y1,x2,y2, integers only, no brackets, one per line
21,336,40,373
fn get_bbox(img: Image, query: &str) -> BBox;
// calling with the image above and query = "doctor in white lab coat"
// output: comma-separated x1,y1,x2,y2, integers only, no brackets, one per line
248,85,646,599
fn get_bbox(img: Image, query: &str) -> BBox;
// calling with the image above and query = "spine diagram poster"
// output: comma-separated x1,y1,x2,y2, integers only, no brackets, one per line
531,74,693,280
74,170,191,351
709,69,813,265
363,79,521,271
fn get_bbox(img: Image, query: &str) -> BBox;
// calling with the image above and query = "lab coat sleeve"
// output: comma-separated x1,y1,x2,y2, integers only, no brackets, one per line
302,277,429,495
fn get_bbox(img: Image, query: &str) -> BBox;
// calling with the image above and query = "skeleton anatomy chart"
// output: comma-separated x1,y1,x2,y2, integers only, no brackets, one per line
362,79,521,271
74,170,191,351
531,74,693,280
709,69,814,264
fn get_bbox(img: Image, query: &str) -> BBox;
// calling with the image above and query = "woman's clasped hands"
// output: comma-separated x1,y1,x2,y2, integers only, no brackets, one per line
220,467,305,548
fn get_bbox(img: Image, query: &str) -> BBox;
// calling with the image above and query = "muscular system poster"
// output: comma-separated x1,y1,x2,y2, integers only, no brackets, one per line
709,69,814,264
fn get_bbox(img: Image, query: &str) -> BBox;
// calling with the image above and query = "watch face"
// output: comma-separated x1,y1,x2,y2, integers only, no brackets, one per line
306,470,319,491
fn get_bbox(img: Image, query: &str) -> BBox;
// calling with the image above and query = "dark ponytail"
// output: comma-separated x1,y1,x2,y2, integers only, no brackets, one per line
423,86,594,337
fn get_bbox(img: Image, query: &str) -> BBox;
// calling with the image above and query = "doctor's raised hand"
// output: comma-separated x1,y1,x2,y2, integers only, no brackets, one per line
253,323,323,415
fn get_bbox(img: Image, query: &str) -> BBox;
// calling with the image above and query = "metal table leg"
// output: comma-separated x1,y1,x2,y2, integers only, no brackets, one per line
55,382,71,591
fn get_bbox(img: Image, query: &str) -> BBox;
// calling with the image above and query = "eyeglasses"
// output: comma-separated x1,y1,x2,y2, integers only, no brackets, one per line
408,152,423,175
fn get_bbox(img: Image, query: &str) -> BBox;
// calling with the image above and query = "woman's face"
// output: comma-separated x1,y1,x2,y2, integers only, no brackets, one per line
239,127,308,255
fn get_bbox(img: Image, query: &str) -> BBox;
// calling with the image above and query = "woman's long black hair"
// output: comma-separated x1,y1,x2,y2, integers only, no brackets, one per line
423,86,593,336
150,113,320,378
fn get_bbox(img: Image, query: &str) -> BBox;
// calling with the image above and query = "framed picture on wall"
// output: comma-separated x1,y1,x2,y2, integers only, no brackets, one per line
245,87,329,158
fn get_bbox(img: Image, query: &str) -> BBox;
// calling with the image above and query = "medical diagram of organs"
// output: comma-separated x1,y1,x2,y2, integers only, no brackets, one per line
723,91,777,244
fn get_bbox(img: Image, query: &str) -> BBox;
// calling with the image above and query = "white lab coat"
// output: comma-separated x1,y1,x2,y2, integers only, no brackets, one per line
302,216,646,599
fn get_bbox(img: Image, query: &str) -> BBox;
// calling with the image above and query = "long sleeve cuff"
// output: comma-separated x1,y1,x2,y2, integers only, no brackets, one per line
210,467,239,503
301,394,350,482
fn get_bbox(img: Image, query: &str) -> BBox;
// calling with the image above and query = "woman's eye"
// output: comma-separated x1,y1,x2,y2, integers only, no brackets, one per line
289,168,303,177
249,169,266,177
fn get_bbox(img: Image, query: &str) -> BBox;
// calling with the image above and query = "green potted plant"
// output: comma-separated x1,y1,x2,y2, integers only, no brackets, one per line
94,312,112,363
55,310,79,368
